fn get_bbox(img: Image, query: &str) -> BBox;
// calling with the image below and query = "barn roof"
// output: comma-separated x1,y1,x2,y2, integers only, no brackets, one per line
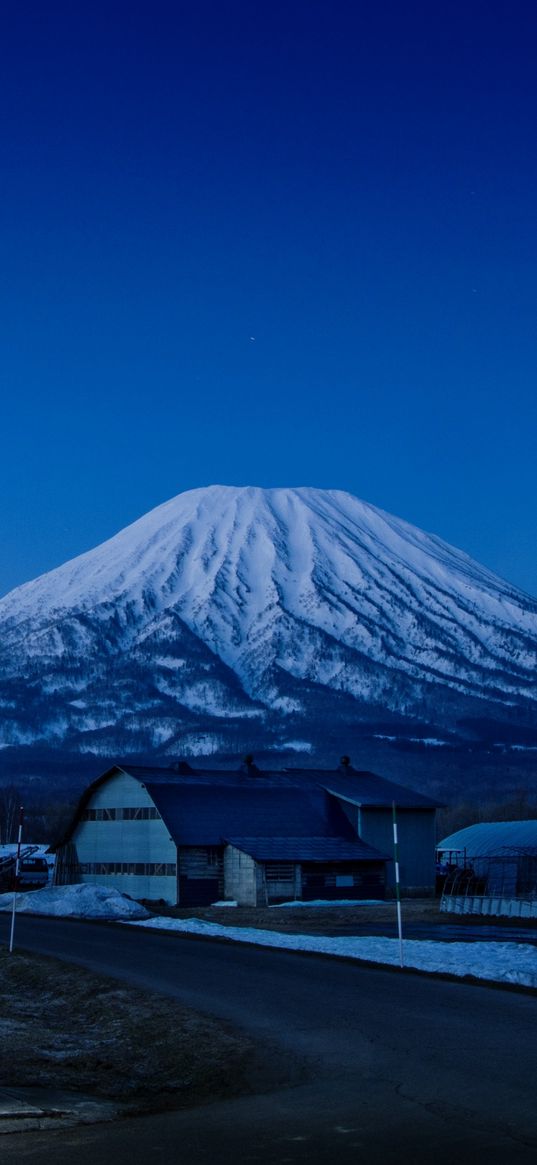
56,759,438,850
225,836,389,862
125,762,440,808
437,820,537,857
144,780,358,847
314,769,439,809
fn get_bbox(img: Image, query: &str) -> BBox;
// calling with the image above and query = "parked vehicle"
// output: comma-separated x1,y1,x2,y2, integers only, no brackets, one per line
0,847,50,892
17,856,49,890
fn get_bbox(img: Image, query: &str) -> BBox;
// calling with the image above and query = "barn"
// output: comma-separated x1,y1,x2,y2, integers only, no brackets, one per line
54,759,439,906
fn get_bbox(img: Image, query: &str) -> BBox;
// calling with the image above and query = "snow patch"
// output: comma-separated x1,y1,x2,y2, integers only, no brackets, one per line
123,915,537,988
178,733,223,756
0,884,150,919
271,898,384,907
278,739,313,752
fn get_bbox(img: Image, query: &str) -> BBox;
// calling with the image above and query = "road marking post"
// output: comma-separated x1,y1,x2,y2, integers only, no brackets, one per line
392,801,404,967
9,806,24,954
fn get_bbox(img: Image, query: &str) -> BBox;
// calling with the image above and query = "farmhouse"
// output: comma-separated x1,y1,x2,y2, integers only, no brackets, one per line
54,759,440,905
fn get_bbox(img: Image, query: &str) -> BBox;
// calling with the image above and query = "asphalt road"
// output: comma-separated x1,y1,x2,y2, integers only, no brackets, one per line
1,916,536,1165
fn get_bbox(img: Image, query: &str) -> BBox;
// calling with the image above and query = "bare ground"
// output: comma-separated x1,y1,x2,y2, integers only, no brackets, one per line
0,900,446,1129
141,896,536,934
0,948,256,1117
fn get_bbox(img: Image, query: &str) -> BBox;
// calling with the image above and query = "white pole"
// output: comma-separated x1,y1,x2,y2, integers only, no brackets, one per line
392,801,404,968
9,807,24,955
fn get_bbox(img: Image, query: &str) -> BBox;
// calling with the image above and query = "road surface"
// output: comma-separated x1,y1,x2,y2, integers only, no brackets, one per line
1,916,536,1164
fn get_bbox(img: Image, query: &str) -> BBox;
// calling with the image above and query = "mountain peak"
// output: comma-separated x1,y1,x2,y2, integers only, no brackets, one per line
1,485,536,759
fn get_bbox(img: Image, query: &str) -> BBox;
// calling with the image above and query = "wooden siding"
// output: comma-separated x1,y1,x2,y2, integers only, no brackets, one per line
301,860,385,899
263,862,301,903
178,847,224,904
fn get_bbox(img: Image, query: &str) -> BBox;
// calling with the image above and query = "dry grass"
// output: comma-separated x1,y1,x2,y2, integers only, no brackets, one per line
0,948,254,1113
144,897,537,934
143,897,444,935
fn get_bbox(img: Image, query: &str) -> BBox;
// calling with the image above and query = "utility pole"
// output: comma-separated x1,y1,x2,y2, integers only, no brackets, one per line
392,801,404,968
9,806,24,954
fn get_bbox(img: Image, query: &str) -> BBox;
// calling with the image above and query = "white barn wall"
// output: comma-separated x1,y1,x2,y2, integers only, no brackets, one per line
72,771,177,902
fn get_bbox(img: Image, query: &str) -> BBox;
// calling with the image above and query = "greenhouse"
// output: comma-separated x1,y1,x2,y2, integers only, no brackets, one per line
437,820,537,919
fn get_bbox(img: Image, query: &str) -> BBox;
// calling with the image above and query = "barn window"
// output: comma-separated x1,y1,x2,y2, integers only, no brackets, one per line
265,863,295,881
78,861,176,876
81,806,161,821
120,806,162,820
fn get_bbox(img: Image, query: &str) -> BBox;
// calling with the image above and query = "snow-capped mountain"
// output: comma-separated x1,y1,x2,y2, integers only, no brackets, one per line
1,485,537,760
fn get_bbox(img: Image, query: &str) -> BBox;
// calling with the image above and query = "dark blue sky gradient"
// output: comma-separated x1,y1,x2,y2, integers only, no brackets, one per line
1,1,537,596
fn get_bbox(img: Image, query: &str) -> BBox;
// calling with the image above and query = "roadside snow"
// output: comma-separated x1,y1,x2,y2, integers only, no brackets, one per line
123,915,537,988
0,883,534,988
0,884,150,919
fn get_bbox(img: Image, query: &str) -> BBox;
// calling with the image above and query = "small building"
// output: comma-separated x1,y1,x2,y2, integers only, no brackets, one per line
438,820,537,919
54,760,440,905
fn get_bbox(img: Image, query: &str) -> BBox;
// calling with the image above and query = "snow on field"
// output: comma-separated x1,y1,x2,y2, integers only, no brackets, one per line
0,883,150,919
124,915,537,988
271,899,383,908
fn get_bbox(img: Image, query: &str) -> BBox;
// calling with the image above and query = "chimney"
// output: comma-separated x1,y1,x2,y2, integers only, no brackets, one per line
241,753,261,776
339,755,352,771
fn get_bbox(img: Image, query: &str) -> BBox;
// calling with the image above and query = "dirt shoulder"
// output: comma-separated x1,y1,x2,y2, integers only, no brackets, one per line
0,947,256,1121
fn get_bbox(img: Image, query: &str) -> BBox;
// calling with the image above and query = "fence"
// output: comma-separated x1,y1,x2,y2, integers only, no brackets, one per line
440,847,537,918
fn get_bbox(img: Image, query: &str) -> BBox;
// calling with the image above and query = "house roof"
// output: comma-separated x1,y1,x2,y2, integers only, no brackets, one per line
225,836,389,862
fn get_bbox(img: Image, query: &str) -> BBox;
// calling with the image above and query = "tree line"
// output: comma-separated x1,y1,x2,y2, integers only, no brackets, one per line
0,785,75,847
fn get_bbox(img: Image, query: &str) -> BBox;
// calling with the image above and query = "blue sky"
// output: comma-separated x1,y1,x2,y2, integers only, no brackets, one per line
1,1,537,597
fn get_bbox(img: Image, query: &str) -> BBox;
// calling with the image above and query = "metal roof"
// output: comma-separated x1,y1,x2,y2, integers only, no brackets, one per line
437,820,537,857
145,781,357,846
57,761,438,851
317,769,440,809
225,836,389,862
125,762,440,808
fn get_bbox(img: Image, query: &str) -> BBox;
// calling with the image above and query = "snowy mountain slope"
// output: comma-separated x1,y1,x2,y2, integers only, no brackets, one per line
1,485,537,756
